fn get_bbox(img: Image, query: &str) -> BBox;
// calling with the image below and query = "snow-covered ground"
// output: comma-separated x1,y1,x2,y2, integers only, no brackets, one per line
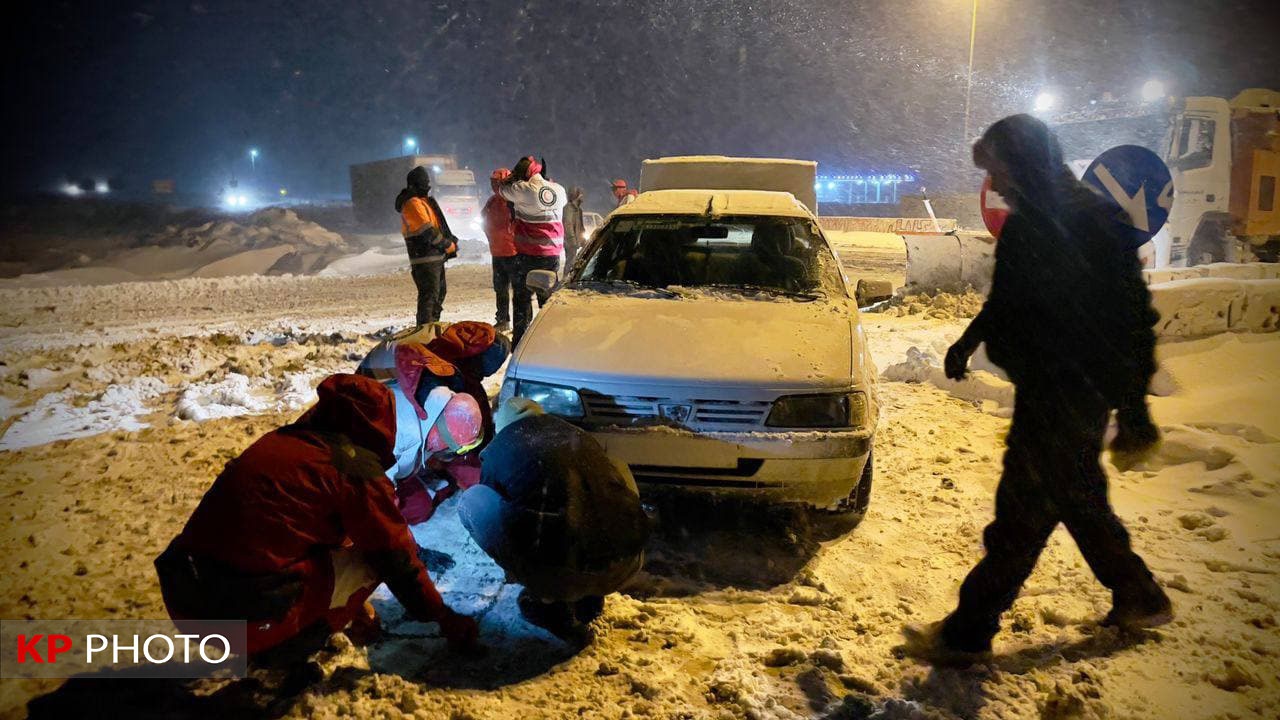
1,242,1277,719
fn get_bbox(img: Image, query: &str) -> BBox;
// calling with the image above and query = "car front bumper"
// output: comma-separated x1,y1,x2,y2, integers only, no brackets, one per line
589,426,872,509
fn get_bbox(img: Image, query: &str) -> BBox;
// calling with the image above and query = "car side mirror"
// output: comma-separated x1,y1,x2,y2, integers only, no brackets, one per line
526,269,558,294
855,278,893,308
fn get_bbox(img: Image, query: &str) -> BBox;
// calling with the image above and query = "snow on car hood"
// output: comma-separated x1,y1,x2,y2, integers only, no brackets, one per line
514,288,859,391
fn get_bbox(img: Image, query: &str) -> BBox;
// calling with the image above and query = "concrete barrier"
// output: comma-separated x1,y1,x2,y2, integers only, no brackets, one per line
1150,277,1280,338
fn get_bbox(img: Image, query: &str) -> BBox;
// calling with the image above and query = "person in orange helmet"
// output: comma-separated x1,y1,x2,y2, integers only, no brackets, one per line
483,168,518,333
610,179,634,208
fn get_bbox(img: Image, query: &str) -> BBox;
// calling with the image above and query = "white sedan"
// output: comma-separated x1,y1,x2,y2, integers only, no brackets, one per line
501,187,878,513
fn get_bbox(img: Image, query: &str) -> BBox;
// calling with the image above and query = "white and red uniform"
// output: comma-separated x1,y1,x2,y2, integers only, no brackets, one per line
499,173,567,257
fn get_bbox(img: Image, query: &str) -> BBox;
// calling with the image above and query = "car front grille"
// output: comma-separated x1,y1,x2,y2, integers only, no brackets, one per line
581,392,770,429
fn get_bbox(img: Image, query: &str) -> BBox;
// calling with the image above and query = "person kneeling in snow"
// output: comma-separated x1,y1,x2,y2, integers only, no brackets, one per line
458,398,650,636
155,374,477,660
357,321,511,523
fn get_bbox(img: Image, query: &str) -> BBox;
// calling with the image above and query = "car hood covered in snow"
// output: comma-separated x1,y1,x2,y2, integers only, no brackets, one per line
513,289,863,392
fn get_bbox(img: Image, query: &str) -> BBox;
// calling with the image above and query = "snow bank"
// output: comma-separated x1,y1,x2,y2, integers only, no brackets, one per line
317,247,408,277
0,377,169,450
174,371,326,422
880,346,1014,414
1150,278,1280,338
1143,261,1280,285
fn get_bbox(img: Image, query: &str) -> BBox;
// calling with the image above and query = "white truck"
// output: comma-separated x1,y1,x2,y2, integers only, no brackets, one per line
431,168,483,241
1158,89,1280,267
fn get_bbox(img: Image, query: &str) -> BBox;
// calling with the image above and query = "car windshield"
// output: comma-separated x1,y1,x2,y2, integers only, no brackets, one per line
572,215,843,297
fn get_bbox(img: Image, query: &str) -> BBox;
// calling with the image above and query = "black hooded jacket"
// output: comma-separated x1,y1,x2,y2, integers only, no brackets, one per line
964,114,1158,407
395,167,457,261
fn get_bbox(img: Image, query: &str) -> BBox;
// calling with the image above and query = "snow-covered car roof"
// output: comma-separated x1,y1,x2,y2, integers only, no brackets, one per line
611,189,814,220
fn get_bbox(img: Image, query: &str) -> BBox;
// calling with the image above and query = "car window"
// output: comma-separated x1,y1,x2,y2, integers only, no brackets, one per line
574,215,844,296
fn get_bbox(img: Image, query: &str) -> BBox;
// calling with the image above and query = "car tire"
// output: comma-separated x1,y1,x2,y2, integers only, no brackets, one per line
808,451,873,540
843,450,873,517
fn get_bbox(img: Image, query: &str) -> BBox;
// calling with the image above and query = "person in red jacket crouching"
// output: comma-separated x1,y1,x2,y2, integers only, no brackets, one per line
154,374,478,662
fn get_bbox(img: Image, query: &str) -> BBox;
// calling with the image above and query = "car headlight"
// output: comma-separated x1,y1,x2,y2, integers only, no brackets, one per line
766,392,867,429
514,380,584,419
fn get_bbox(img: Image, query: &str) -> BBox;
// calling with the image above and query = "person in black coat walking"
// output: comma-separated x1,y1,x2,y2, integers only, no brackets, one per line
909,114,1171,663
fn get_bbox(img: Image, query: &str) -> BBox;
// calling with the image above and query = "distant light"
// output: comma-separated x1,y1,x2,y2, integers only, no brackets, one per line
94,180,110,194
826,182,836,190
61,183,84,196
249,148,259,159
1140,79,1165,103
404,137,417,152
1033,91,1056,113
813,182,821,190
279,188,288,196
432,164,443,173
903,175,915,182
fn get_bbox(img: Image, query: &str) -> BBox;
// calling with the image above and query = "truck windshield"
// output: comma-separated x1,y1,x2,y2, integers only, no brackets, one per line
1169,116,1216,171
434,185,477,198
573,215,843,296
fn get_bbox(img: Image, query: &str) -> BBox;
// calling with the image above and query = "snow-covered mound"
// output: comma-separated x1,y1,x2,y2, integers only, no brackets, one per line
0,202,354,288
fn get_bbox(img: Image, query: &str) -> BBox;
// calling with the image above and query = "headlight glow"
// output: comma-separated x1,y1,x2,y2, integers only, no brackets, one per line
766,392,867,429
515,380,584,419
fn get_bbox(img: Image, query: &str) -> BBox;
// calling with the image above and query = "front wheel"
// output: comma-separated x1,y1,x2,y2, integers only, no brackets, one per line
841,451,874,517
808,452,873,540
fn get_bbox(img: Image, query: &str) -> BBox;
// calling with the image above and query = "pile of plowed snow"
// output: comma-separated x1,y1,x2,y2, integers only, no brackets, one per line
873,288,985,319
1,206,351,288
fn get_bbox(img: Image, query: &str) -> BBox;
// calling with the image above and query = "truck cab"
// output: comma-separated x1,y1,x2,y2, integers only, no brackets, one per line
432,168,483,240
1162,89,1280,266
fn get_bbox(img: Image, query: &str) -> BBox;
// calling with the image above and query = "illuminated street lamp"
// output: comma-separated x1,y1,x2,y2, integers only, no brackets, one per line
1140,79,1166,103
404,137,417,154
249,147,259,170
1033,91,1056,114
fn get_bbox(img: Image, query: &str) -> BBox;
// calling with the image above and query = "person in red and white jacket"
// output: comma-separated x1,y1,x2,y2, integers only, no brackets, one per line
498,156,566,344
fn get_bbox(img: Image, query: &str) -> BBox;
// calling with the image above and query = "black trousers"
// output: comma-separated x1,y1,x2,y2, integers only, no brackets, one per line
511,254,559,344
410,261,446,326
941,381,1165,649
492,255,518,325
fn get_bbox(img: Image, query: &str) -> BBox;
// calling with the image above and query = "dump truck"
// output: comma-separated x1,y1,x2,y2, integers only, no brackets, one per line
901,89,1279,292
1162,89,1280,266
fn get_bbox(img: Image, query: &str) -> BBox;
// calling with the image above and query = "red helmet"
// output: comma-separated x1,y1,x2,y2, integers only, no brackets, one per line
426,392,484,455
490,168,511,192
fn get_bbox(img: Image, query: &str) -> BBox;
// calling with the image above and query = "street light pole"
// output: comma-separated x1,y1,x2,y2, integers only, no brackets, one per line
962,0,978,143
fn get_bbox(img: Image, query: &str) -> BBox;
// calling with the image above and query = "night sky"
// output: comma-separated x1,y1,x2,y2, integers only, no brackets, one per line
6,0,1279,203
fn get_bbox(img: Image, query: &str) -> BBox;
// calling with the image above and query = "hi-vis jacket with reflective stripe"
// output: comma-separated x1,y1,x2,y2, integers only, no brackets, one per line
400,196,457,264
498,174,566,257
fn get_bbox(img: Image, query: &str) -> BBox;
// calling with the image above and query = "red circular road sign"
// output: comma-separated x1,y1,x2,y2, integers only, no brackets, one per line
980,175,1011,239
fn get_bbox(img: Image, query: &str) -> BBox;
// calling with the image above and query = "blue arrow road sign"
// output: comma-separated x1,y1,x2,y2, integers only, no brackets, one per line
1082,144,1174,249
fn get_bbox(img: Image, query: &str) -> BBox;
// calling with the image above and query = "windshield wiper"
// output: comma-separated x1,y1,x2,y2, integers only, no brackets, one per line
572,278,681,298
703,284,821,301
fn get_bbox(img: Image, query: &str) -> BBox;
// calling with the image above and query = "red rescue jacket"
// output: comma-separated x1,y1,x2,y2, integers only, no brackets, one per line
161,374,446,652
482,194,517,258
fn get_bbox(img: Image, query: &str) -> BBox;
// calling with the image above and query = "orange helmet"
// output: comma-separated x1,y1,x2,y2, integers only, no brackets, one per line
490,168,512,192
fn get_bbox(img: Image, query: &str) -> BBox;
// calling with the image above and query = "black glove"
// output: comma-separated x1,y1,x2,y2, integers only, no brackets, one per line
944,341,973,381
